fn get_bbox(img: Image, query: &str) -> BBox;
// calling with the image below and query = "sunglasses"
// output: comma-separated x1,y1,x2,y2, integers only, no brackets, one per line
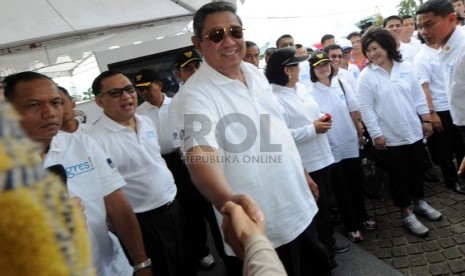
99,84,136,98
330,54,343,59
203,25,245,43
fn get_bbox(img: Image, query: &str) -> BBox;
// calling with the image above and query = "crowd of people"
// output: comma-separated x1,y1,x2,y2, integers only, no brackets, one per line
2,0,465,275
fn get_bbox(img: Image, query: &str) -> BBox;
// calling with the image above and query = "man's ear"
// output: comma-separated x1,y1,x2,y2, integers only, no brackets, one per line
95,95,104,107
192,36,202,54
448,12,458,26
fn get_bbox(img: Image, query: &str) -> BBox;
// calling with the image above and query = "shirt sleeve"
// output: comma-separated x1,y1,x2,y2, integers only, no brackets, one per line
175,88,220,153
410,69,429,115
243,234,288,276
413,52,431,85
83,134,126,196
356,71,383,139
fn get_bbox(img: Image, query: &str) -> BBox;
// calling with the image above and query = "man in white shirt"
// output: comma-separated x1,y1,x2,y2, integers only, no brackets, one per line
417,0,465,175
276,34,313,88
401,15,423,52
134,67,216,270
323,44,358,91
87,71,195,275
4,71,151,276
414,43,465,194
384,15,418,63
175,2,331,275
58,86,89,133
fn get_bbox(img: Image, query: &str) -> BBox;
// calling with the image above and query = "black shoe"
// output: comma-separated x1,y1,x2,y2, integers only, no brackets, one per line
333,240,349,253
448,182,465,195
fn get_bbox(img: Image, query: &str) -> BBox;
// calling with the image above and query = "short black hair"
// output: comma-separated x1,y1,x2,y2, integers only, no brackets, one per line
417,0,454,17
346,32,361,40
383,15,403,27
91,71,125,96
276,34,293,48
361,27,402,64
245,41,258,49
401,14,414,20
57,86,72,99
321,34,335,45
193,1,242,40
3,71,54,101
323,44,343,54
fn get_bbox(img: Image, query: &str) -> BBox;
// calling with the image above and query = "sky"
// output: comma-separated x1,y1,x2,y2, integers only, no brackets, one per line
236,0,401,47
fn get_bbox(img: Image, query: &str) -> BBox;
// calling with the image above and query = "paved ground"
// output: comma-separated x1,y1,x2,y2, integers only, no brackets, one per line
200,165,465,276
336,165,465,276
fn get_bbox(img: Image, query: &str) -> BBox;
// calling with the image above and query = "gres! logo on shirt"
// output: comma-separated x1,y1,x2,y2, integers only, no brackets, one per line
66,157,95,178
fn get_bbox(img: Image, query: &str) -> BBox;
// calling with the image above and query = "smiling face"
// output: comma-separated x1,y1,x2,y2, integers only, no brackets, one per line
385,18,403,41
365,41,390,67
314,61,332,81
192,11,245,79
95,73,137,126
328,48,343,67
9,78,63,147
417,12,456,46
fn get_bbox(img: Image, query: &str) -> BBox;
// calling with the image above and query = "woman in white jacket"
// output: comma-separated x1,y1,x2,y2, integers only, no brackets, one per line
357,27,441,237
309,51,376,242
265,47,345,268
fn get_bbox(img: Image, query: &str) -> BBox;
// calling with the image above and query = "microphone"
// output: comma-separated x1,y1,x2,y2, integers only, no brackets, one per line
46,164,67,186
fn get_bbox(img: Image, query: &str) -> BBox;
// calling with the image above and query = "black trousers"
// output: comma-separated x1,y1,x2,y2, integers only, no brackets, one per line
309,166,336,267
330,157,369,232
276,221,332,276
162,151,212,260
377,140,425,208
136,199,196,276
427,111,465,186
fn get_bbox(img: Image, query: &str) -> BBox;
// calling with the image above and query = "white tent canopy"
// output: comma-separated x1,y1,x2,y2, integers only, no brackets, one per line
0,0,221,75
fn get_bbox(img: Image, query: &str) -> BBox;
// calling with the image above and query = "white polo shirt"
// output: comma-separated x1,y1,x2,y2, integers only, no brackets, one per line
43,133,132,276
175,61,317,253
348,63,361,79
87,113,177,213
272,83,334,172
310,78,359,163
136,95,177,155
413,44,449,112
440,27,465,126
357,61,428,146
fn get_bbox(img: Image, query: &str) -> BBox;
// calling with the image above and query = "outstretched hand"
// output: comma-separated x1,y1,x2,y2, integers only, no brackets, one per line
221,201,266,260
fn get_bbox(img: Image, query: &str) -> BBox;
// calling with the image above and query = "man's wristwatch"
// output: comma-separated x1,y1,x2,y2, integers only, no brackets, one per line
134,258,152,272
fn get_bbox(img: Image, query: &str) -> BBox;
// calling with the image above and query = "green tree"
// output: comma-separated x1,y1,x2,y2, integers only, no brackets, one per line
397,0,424,17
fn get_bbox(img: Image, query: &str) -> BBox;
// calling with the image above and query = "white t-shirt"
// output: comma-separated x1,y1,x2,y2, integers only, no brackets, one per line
440,27,465,126
136,94,177,155
43,133,132,276
413,44,449,112
310,78,359,162
348,63,361,79
87,113,177,213
272,83,334,172
357,61,428,146
399,42,418,64
175,61,317,253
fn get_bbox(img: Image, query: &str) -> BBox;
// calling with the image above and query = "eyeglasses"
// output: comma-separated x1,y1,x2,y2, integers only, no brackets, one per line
99,85,136,98
202,25,245,43
330,54,343,59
